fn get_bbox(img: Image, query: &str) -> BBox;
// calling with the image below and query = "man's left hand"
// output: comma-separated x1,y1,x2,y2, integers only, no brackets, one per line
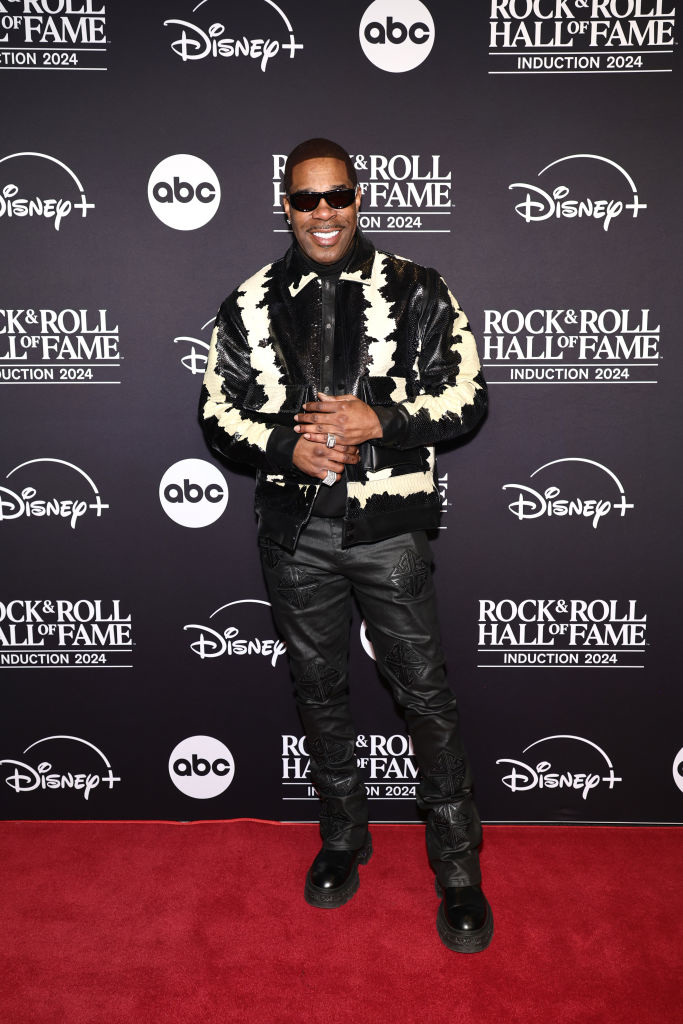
294,392,383,446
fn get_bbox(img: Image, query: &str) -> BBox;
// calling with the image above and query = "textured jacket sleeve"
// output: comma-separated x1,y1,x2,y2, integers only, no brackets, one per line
373,272,487,450
199,292,299,473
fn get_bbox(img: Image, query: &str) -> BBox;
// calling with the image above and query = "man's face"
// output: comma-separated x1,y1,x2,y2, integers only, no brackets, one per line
282,157,361,264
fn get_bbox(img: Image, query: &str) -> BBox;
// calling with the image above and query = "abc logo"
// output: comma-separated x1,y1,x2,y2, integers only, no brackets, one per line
148,154,221,230
360,0,434,73
673,747,683,794
159,458,228,528
169,735,235,799
360,619,376,661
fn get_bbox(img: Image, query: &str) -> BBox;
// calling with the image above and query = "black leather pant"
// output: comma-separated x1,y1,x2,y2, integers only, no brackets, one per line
260,517,482,888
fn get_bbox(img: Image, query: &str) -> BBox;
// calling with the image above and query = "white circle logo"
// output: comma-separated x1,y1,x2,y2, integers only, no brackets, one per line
360,620,376,661
148,154,220,230
673,748,683,794
159,458,228,528
169,735,235,799
359,0,434,73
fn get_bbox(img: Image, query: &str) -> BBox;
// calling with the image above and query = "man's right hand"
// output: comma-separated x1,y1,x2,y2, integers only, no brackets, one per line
292,436,360,483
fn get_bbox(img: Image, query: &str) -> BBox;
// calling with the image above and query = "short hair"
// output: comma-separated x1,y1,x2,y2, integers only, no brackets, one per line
283,138,358,194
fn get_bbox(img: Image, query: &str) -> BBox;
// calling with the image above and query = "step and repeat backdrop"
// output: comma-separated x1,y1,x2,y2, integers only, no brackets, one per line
1,1,682,825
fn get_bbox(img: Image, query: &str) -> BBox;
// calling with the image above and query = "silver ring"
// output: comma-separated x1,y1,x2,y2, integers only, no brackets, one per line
322,469,337,487
326,433,337,449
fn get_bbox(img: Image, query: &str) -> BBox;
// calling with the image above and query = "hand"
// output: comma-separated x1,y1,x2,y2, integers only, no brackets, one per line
291,435,360,483
294,392,383,446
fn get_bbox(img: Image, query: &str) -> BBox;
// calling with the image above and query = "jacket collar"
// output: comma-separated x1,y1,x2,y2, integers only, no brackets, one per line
284,231,375,297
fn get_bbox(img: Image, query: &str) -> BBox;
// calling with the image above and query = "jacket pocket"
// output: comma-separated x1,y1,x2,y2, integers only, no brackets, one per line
361,444,424,473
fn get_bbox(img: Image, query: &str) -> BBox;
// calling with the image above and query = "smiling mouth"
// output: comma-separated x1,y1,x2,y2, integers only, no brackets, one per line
310,228,342,240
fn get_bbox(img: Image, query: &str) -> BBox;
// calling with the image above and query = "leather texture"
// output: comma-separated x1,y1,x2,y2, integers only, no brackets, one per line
304,833,373,909
260,518,483,890
443,885,489,931
437,885,494,953
200,232,487,552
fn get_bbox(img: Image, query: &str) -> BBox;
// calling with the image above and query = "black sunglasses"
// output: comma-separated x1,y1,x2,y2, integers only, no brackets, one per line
287,186,358,213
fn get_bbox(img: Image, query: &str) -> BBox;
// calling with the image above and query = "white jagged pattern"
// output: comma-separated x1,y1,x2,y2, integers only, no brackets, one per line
202,325,273,453
237,265,285,412
348,469,434,509
288,271,317,298
404,284,482,424
363,253,397,374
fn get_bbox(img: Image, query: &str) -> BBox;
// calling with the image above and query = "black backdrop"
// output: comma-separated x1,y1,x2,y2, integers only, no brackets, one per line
2,1,682,825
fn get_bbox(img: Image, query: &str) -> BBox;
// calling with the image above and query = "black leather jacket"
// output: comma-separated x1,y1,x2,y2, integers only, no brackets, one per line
200,233,487,551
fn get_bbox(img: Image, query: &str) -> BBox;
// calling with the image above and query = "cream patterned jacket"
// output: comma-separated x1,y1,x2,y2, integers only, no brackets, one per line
200,233,487,551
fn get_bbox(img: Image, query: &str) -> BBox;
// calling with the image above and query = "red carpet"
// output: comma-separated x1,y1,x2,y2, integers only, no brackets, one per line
1,820,681,1024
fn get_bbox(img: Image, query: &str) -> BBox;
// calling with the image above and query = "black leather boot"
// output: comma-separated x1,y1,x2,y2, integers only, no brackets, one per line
304,833,373,908
435,881,494,953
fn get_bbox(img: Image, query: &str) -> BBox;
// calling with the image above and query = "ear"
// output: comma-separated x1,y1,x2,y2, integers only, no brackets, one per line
282,195,291,224
354,184,362,214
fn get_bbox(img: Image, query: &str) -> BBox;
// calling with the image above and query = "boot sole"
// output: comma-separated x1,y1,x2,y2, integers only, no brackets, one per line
304,834,373,909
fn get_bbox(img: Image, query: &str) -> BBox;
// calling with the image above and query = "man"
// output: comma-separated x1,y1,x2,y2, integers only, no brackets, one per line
200,138,492,953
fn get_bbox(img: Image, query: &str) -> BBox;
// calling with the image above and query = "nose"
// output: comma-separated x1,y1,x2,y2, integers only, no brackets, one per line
312,197,336,219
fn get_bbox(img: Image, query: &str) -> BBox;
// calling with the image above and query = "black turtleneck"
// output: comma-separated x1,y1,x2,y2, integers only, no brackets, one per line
297,235,357,278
